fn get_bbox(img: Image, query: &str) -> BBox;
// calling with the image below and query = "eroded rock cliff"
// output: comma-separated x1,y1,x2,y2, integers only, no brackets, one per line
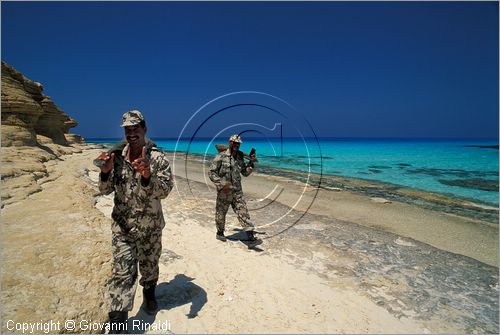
1,61,79,147
1,61,84,202
1,61,112,333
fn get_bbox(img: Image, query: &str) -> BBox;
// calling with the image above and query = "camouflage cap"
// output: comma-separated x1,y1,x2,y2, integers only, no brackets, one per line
229,134,243,143
120,110,145,127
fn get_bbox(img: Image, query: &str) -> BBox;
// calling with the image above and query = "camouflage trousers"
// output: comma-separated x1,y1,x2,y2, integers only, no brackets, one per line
215,191,254,232
108,227,162,312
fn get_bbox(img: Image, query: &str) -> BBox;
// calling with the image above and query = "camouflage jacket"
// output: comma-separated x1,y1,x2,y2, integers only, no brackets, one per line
99,139,173,233
208,149,255,194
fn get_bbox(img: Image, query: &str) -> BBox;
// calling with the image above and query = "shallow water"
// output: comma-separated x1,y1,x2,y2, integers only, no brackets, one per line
88,138,499,207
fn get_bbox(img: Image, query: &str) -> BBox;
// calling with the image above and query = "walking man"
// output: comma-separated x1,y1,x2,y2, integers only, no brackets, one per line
208,134,260,243
96,110,173,333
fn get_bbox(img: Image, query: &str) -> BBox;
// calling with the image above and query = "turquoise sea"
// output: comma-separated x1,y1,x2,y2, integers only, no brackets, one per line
88,138,499,207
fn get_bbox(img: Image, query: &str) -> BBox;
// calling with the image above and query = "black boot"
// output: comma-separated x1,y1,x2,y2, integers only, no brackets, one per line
216,230,227,242
108,311,128,334
246,230,257,241
246,231,262,247
142,285,158,315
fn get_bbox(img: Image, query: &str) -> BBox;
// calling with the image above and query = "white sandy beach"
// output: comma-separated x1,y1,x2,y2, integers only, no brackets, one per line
2,144,498,334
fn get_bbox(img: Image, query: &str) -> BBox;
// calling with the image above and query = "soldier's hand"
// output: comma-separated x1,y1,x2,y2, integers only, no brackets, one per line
96,152,114,173
249,153,256,161
132,146,151,179
222,183,232,194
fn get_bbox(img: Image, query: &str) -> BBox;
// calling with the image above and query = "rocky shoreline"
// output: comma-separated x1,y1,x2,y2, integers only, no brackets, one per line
2,143,498,333
89,149,500,333
164,149,499,224
2,61,498,333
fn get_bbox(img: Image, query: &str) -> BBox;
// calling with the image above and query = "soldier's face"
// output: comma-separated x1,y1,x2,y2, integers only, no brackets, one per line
124,124,146,147
229,141,240,152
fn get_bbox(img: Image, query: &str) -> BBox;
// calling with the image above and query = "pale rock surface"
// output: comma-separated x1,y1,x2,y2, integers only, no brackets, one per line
1,62,111,333
1,148,113,333
1,61,78,146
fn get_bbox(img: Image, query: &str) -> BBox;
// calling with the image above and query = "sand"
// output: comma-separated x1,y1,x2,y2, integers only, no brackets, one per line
173,153,499,267
2,145,498,333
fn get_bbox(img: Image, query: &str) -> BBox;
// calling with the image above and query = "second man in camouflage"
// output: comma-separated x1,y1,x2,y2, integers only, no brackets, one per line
208,134,260,243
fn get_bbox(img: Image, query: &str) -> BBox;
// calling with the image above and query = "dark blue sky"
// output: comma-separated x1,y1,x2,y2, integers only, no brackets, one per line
2,1,498,139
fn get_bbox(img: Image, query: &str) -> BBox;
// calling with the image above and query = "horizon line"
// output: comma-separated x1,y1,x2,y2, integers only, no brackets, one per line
84,136,500,141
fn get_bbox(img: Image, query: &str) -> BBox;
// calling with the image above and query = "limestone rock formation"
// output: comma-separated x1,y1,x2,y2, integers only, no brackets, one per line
1,61,78,146
65,133,85,144
1,149,113,334
1,61,111,333
1,61,85,201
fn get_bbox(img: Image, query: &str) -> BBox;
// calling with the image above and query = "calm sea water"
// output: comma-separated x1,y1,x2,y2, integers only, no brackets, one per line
88,138,499,206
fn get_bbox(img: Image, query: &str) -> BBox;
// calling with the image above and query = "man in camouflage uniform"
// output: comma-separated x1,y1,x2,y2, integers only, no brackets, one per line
96,110,173,333
208,134,260,243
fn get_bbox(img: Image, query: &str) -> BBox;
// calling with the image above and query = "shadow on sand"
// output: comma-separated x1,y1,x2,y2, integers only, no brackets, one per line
226,229,265,252
128,274,207,334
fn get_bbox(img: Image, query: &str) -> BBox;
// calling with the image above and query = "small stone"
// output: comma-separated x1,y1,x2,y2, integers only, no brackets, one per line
370,197,392,204
394,237,416,247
